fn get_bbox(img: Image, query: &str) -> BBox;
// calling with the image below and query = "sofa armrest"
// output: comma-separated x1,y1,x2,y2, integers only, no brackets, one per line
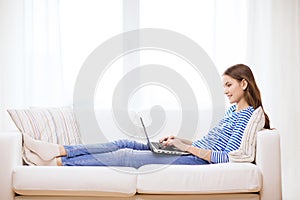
256,129,282,200
0,131,23,200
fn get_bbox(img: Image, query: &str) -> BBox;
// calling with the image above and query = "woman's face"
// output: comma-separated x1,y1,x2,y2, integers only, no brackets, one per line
222,75,247,104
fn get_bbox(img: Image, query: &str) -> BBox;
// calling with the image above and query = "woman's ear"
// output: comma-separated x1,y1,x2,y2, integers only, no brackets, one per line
241,79,248,90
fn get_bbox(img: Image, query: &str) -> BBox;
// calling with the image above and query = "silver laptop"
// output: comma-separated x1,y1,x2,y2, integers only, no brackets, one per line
140,117,190,155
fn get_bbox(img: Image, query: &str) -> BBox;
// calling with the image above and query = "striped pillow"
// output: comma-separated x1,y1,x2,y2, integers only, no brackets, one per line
228,106,265,163
7,107,82,145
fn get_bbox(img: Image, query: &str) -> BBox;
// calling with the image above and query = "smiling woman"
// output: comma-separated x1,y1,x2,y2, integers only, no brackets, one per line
20,64,264,168
223,64,270,129
223,75,248,108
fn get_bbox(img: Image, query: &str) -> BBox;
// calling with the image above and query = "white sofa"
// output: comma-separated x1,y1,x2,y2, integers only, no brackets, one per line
0,129,282,200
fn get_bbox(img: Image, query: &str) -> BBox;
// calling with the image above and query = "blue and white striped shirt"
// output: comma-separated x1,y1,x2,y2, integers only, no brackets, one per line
192,105,254,163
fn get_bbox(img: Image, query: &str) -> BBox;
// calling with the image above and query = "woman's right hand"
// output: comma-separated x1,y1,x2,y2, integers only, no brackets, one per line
160,135,193,145
159,135,176,143
159,136,190,151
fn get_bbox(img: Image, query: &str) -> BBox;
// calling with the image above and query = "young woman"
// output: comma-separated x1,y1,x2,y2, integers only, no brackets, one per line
23,64,270,168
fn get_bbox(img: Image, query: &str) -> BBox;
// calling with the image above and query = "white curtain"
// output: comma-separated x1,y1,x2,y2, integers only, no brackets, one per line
23,0,65,106
0,0,65,130
0,0,23,130
246,0,300,199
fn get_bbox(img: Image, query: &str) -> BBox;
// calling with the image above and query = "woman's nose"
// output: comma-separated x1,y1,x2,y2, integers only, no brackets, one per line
224,88,228,94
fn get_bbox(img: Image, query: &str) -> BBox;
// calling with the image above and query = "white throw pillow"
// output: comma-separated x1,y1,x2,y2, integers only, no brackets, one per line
228,106,265,163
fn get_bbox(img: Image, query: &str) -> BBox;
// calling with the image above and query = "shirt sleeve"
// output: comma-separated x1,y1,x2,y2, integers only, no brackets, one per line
210,109,253,163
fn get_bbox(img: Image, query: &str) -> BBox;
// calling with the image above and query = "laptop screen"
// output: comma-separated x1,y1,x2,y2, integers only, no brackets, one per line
139,117,151,145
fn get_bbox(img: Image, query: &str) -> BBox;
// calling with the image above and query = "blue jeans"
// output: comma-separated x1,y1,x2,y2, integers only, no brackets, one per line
61,139,209,168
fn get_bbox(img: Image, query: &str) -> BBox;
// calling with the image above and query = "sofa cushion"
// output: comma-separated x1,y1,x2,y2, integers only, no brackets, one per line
13,166,137,197
137,163,262,194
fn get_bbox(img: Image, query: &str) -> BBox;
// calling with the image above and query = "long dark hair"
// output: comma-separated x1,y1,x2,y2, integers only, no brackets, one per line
223,64,270,129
